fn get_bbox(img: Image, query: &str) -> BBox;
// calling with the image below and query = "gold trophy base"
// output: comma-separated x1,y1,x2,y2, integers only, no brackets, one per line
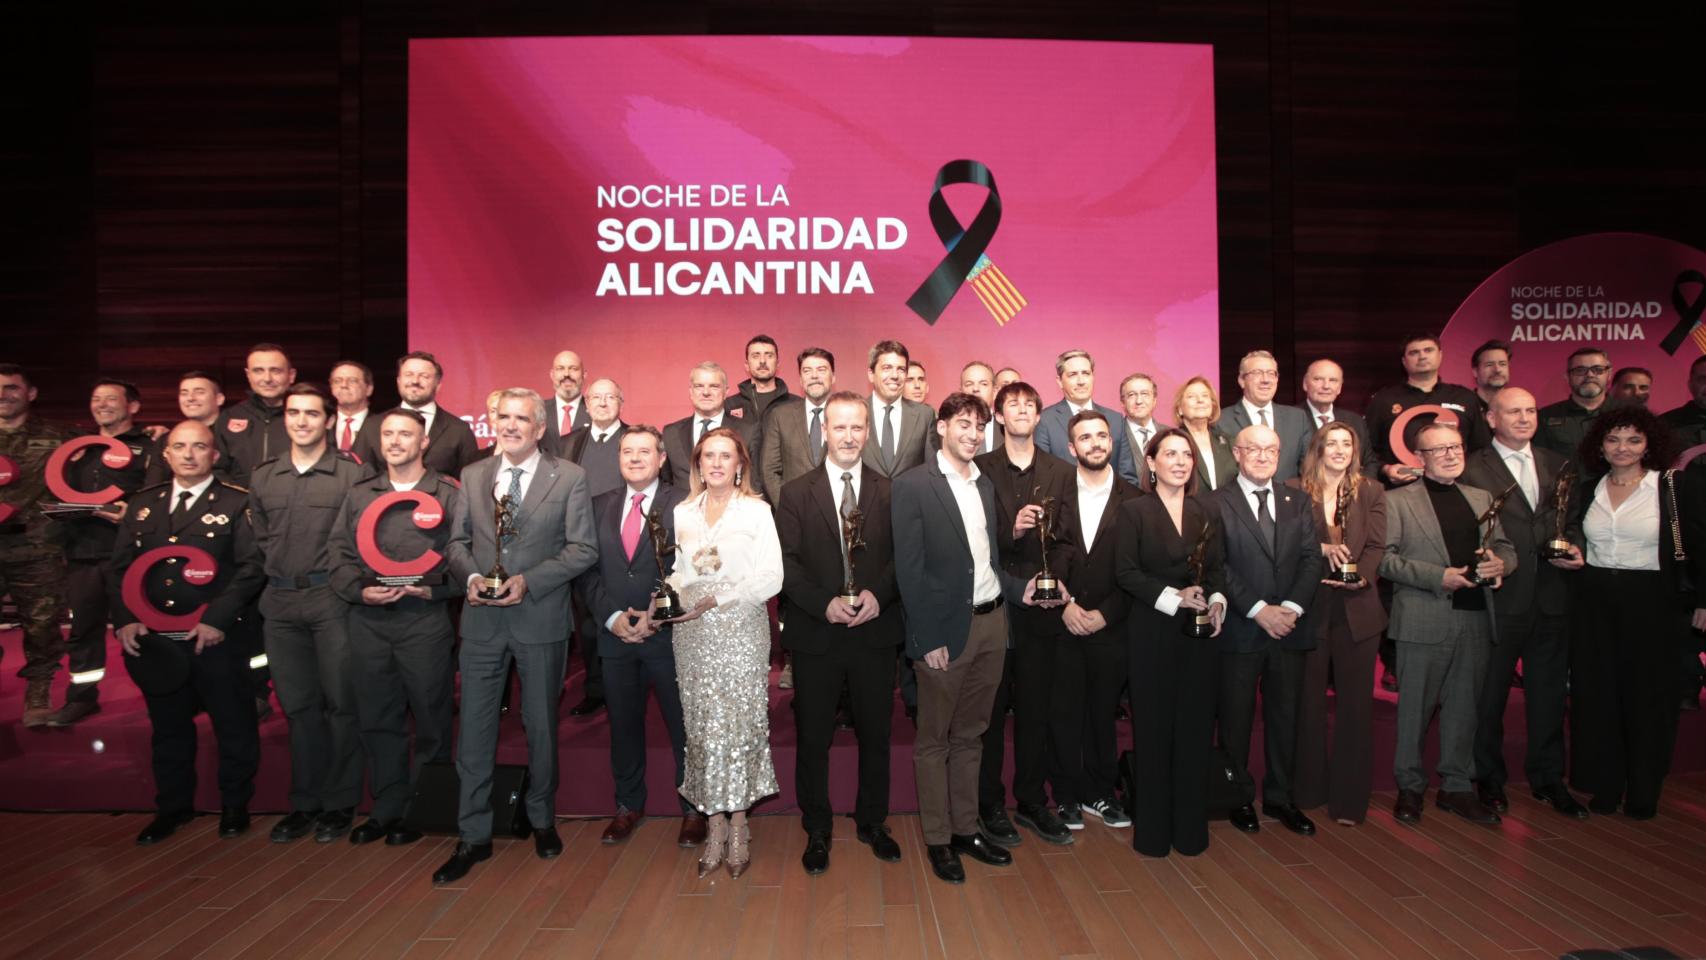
476,575,506,600
839,592,862,608
1331,562,1363,584
1182,609,1215,638
1032,574,1063,603
1541,539,1573,560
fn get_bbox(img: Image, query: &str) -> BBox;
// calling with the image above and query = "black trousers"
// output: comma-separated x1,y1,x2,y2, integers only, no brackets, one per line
1049,630,1127,807
1293,602,1380,822
260,584,362,812
570,584,603,700
604,642,688,815
126,632,260,814
979,634,1060,810
1216,642,1305,808
1569,567,1684,815
793,641,894,835
63,559,109,704
349,601,454,822
1130,618,1214,857
1475,608,1569,791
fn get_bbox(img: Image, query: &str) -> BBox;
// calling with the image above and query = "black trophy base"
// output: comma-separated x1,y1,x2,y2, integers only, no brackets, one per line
1181,611,1214,638
1032,576,1063,603
1330,564,1363,585
1541,540,1574,560
653,592,687,622
476,576,506,601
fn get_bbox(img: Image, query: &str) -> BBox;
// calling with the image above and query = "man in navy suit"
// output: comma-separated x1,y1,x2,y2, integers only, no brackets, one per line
1215,350,1312,482
1300,359,1379,478
1033,350,1137,485
1211,424,1322,837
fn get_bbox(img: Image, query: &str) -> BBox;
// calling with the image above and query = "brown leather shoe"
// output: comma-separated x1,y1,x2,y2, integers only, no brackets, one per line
21,679,52,728
677,812,708,848
601,809,644,845
1436,789,1501,825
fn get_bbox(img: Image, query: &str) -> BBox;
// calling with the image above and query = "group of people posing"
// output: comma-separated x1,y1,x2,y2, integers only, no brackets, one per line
0,326,1701,888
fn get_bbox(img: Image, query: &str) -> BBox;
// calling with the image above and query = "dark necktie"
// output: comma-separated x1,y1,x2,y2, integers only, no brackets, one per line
173,490,192,515
1258,409,1270,428
698,418,712,444
882,404,896,460
840,471,857,580
809,406,823,465
1254,487,1275,552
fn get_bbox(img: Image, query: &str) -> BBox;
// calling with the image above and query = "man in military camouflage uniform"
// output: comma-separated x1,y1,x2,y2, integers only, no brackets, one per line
0,363,70,727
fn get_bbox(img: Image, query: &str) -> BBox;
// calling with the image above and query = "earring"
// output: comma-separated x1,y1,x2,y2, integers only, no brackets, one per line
734,469,743,486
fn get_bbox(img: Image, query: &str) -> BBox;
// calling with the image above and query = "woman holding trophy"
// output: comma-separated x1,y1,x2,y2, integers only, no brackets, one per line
1114,428,1226,857
1289,422,1388,825
662,426,783,876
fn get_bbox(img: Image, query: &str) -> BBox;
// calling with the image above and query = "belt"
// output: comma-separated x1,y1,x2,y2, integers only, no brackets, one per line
972,595,1004,615
268,572,330,589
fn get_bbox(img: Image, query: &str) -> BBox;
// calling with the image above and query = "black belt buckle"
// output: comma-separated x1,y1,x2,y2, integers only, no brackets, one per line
972,596,1003,615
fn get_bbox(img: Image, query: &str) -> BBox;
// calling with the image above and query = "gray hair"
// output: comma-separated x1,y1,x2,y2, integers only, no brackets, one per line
495,387,546,425
1054,349,1094,377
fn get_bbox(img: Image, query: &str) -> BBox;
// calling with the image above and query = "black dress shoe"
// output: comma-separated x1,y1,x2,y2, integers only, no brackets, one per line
1624,805,1658,821
567,696,605,717
315,808,355,843
1436,790,1501,825
432,841,493,884
1393,790,1423,825
385,821,424,845
535,826,564,859
926,844,964,884
349,818,388,845
1589,794,1619,815
801,833,830,875
1264,804,1316,836
1476,782,1509,814
949,832,1013,866
1014,803,1074,845
856,823,902,863
136,811,194,846
978,805,1022,846
1228,804,1261,833
1532,784,1589,820
218,807,250,839
271,810,319,843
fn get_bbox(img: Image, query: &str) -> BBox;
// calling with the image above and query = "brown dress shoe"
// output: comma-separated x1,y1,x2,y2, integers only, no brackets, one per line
21,679,52,728
677,812,708,848
602,809,645,844
1436,789,1501,825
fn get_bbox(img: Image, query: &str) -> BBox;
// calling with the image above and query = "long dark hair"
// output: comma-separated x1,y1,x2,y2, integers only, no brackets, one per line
1145,426,1201,496
1578,404,1676,476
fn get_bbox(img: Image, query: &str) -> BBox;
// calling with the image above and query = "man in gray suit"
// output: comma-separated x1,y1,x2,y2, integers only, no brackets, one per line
862,340,936,479
1215,350,1311,482
434,387,598,884
1379,421,1516,828
761,347,836,503
1034,350,1137,485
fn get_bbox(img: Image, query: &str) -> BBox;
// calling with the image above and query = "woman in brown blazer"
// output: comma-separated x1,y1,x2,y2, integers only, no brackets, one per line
1287,421,1387,825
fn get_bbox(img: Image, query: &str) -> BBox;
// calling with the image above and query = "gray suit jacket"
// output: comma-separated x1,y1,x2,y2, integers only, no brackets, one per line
448,450,599,643
1378,480,1518,644
761,396,821,504
1215,400,1311,482
862,396,936,478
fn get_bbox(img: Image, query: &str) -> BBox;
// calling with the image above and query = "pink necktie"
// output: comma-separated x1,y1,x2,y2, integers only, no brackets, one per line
561,403,573,436
622,492,646,561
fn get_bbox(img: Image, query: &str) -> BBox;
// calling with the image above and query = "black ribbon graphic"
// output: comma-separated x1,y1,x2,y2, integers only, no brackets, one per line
906,159,1003,326
1660,269,1706,355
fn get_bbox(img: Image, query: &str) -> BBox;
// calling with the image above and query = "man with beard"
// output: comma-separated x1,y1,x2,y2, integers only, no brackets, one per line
0,363,70,725
761,348,837,504
728,333,790,425
544,349,591,447
1470,340,1512,413
1535,347,1614,472
1661,355,1706,447
354,352,480,478
216,343,295,486
327,408,462,846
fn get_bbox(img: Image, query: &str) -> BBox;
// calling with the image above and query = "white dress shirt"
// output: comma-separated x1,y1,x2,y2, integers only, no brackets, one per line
403,401,438,435
588,422,620,445
870,396,902,449
1076,470,1113,553
491,448,542,503
1307,403,1335,430
170,475,215,509
336,408,368,447
668,493,784,609
1235,473,1305,619
692,410,725,445
1242,398,1276,429
937,451,1002,604
1584,471,1661,571
1491,437,1539,509
556,397,579,434
1126,418,1157,460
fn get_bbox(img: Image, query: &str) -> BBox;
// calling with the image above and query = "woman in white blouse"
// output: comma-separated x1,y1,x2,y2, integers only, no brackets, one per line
664,427,784,877
1555,405,1691,820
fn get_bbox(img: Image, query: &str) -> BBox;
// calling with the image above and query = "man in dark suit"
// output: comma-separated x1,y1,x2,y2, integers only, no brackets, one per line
1301,359,1379,478
554,376,628,718
1212,423,1323,836
1052,408,1142,829
1460,387,1587,819
542,349,592,447
1116,373,1170,485
662,362,760,490
352,352,481,479
761,347,836,504
958,361,1005,456
777,391,904,874
1034,350,1137,485
435,387,598,884
892,392,1048,885
975,381,1078,847
575,425,706,847
1215,350,1312,482
862,339,936,479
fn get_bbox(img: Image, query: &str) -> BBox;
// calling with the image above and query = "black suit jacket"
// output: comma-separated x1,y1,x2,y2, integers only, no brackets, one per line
542,395,592,447
661,413,761,492
575,482,688,659
107,479,266,633
1460,444,1571,617
776,464,901,654
1212,480,1322,652
1307,408,1381,479
1113,492,1225,635
352,406,482,480
975,445,1076,641
1060,476,1144,633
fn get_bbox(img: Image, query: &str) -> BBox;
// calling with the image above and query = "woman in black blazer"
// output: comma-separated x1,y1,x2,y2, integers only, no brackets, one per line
1287,422,1388,825
1172,376,1237,492
1115,429,1226,857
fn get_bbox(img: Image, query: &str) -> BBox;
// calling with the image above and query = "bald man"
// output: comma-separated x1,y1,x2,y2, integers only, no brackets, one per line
1300,359,1379,477
544,350,592,445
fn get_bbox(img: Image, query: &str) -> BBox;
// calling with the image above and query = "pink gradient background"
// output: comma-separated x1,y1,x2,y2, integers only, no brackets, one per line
409,36,1219,434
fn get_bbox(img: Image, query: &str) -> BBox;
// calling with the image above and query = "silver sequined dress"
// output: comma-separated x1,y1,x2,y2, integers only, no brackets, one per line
669,493,784,813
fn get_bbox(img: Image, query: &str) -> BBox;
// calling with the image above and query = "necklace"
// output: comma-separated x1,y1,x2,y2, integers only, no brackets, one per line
1608,469,1646,487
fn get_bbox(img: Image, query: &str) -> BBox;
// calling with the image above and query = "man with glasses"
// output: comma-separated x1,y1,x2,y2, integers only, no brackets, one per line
1379,422,1516,827
1215,351,1311,482
1535,347,1614,471
1117,373,1169,487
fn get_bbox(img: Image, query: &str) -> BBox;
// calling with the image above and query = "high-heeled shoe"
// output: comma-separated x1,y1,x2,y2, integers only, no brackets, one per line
698,815,727,878
726,820,751,879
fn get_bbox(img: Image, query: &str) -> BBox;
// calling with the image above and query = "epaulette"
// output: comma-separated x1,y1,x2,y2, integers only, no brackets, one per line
252,455,281,471
136,480,172,494
216,479,250,494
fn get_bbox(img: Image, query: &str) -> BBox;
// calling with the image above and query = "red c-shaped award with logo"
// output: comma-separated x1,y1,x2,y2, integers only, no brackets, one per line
0,455,17,524
43,435,134,517
356,490,447,586
120,545,219,638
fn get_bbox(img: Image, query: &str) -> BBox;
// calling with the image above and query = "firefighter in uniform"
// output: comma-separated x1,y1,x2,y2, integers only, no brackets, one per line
0,363,71,727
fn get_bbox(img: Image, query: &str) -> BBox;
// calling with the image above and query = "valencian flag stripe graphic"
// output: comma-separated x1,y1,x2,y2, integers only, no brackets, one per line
907,159,1027,326
1661,269,1706,355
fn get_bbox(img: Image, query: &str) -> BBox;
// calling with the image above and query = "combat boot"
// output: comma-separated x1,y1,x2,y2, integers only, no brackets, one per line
21,678,52,728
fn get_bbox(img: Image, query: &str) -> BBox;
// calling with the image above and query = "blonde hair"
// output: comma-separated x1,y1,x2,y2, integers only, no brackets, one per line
689,426,762,499
1299,421,1363,503
1173,376,1221,427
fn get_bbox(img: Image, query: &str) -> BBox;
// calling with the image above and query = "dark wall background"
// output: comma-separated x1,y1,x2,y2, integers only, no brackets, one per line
3,1,1704,426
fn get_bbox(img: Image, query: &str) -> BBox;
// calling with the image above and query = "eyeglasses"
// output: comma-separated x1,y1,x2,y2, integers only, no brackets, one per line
1417,443,1465,456
1568,365,1611,377
1236,445,1281,459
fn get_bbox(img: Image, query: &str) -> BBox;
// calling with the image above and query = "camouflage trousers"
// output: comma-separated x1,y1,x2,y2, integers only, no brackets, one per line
0,546,67,682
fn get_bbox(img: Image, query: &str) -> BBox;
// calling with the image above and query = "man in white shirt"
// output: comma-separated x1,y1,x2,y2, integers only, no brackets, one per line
544,349,591,445
352,352,481,478
1215,350,1311,482
327,361,373,458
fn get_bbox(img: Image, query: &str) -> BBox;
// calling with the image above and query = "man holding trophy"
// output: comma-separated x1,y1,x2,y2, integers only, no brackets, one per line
437,388,598,884
776,391,903,875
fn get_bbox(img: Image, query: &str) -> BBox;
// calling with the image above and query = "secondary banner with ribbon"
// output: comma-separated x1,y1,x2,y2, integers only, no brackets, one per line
906,160,1028,326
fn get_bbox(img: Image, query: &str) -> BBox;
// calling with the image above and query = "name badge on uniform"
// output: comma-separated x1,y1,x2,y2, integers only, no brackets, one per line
134,507,150,522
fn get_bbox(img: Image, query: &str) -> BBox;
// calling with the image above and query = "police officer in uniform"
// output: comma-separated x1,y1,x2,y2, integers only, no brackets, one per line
109,419,265,844
0,363,71,727
247,382,365,843
326,408,462,846
48,379,155,726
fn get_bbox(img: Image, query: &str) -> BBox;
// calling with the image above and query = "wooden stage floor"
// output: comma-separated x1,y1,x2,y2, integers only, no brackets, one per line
7,774,1706,960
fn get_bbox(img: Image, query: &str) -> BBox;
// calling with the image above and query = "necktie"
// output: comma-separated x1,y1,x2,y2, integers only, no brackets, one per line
840,471,857,581
1136,425,1150,455
1254,488,1276,552
698,418,712,444
809,406,823,465
1514,450,1538,509
621,491,646,562
560,402,573,436
173,490,192,515
1258,408,1270,428
1317,412,1330,429
340,416,354,451
882,404,896,460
